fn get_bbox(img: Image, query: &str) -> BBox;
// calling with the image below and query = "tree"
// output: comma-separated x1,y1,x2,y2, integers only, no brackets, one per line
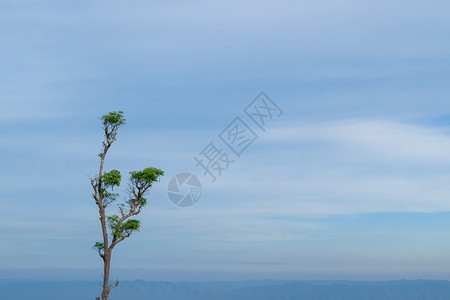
90,111,164,300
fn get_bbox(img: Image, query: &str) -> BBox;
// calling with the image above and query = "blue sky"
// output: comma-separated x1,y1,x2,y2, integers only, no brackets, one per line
1,0,450,281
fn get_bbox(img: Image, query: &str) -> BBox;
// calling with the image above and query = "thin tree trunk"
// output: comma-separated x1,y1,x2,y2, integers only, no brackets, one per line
101,252,111,300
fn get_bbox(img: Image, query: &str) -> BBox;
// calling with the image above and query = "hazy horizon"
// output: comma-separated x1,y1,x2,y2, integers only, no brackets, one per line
2,267,450,282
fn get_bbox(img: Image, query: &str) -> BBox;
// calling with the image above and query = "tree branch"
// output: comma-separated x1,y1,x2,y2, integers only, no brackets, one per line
108,277,119,294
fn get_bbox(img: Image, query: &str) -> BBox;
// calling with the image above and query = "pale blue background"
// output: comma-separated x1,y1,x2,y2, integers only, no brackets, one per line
1,0,450,280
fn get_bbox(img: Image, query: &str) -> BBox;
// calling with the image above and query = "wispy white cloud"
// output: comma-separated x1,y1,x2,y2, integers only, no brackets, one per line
265,119,450,163
192,119,450,215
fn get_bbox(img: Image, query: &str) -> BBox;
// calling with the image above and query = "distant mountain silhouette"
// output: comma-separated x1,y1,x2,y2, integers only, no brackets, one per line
1,279,450,299
229,280,450,300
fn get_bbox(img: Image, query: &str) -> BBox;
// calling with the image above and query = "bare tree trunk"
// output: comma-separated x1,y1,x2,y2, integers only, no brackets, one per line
101,252,111,300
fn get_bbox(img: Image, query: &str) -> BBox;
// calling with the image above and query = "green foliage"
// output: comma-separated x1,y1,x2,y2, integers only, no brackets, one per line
100,111,126,144
92,242,105,256
101,111,126,127
98,189,119,207
126,197,147,209
107,215,120,231
129,167,164,189
122,219,140,232
93,242,105,250
102,190,119,200
107,215,141,238
139,197,147,207
103,169,122,189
